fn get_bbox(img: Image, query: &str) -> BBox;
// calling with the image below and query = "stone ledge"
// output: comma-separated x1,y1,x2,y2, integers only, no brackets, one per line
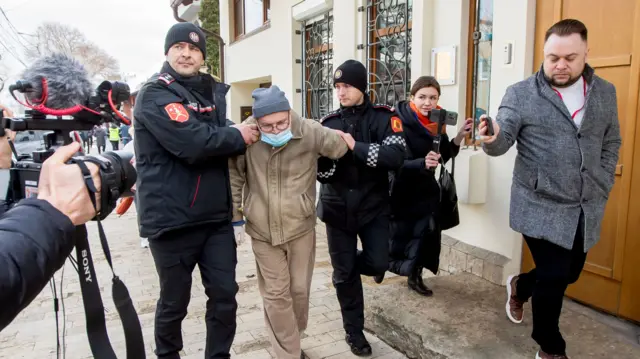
438,234,510,285
363,273,640,359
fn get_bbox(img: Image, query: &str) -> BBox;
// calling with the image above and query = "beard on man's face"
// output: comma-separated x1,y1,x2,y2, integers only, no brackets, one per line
544,72,582,88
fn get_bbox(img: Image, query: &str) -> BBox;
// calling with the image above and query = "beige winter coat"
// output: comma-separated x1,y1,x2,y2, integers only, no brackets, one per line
229,111,348,245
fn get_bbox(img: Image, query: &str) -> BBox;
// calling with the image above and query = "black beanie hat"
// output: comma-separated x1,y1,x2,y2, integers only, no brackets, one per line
333,60,368,95
164,22,207,59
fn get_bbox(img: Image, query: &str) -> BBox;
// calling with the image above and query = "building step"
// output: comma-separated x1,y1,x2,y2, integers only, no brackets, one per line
363,273,640,359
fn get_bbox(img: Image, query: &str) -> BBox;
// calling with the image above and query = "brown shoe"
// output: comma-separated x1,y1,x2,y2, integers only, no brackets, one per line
536,350,569,358
506,274,524,324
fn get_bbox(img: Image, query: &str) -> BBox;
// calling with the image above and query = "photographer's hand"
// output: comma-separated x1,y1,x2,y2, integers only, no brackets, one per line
425,151,441,169
37,142,101,226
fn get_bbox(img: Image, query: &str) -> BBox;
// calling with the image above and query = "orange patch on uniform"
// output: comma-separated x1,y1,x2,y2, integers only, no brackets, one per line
164,103,189,123
391,116,403,133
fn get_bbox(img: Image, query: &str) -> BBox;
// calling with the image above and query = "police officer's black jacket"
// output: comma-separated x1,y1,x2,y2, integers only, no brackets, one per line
316,96,406,231
0,198,76,331
133,62,246,238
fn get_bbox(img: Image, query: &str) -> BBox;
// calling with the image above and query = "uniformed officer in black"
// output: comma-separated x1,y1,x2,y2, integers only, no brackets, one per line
316,59,406,356
133,23,260,359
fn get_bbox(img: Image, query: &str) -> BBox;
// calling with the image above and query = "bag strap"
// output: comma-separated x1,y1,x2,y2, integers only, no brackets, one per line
73,160,146,359
451,154,455,178
438,148,455,180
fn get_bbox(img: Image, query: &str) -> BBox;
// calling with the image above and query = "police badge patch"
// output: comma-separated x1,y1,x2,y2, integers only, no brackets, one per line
391,116,403,133
165,103,190,123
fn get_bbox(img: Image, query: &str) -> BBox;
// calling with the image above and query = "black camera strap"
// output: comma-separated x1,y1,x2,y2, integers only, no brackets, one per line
73,160,145,359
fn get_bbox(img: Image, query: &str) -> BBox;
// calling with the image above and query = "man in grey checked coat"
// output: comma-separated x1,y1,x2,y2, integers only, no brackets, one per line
478,19,621,359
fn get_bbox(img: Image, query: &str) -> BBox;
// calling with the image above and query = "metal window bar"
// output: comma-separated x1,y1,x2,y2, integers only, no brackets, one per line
301,11,334,121
366,0,412,106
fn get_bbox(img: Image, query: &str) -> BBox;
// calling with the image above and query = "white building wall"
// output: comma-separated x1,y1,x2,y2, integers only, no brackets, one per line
220,0,538,274
444,0,537,277
219,0,302,123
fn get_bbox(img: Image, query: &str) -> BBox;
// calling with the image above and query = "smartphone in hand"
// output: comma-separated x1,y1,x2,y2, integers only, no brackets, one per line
484,116,495,136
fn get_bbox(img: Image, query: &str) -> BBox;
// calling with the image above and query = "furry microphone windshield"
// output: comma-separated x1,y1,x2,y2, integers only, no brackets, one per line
21,53,93,109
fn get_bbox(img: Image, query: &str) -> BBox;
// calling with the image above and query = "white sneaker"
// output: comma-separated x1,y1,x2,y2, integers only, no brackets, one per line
536,350,570,358
140,238,149,248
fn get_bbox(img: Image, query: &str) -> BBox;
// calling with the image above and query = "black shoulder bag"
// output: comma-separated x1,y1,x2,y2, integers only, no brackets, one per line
432,120,460,230
438,155,459,230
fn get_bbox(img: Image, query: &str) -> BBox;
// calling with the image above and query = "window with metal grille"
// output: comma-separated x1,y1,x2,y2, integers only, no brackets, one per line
365,0,413,106
301,11,334,121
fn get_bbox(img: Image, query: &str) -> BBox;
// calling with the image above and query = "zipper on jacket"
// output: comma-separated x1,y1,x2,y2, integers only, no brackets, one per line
190,175,201,207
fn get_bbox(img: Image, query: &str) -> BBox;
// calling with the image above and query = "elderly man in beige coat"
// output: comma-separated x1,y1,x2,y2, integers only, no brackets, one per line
229,86,348,359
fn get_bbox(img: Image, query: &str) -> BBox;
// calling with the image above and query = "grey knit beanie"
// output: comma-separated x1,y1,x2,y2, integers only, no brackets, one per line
252,86,291,118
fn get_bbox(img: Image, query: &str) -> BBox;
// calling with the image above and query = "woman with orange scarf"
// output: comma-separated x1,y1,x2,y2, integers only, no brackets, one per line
384,76,472,296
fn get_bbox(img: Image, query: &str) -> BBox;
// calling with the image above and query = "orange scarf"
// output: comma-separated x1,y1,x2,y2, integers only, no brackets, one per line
409,102,447,136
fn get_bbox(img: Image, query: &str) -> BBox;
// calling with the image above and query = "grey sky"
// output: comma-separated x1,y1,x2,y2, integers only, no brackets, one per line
0,0,179,110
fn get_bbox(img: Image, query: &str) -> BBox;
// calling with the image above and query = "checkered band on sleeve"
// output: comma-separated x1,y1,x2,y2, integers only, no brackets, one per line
317,161,337,179
366,144,381,167
382,134,407,150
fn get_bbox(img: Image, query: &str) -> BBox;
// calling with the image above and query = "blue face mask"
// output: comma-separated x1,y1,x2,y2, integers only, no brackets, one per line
260,129,293,147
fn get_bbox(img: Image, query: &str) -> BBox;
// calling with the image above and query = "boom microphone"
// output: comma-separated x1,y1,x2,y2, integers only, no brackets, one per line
19,53,93,109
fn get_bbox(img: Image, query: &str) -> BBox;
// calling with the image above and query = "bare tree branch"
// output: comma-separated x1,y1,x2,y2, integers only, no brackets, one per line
24,22,120,78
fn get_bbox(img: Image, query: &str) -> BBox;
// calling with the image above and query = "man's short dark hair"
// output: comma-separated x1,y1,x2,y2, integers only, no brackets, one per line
545,19,588,42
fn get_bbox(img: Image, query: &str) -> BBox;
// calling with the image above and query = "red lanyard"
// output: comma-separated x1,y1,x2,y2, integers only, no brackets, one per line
552,77,587,119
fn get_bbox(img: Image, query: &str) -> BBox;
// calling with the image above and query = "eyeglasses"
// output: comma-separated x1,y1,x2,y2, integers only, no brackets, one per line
258,116,290,132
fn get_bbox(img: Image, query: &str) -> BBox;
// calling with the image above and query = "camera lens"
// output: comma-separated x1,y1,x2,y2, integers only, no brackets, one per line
100,150,137,198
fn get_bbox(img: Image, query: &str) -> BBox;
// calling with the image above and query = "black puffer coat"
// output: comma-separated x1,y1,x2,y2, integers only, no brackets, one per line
388,101,460,275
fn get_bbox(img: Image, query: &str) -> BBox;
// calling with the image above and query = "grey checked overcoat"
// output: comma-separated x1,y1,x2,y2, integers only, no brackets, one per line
483,64,621,251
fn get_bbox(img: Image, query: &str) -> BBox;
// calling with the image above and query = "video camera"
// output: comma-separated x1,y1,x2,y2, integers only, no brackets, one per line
4,80,136,213
3,53,144,359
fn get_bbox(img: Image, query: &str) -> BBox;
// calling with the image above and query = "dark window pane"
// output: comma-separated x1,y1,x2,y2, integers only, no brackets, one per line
234,0,244,36
265,0,270,21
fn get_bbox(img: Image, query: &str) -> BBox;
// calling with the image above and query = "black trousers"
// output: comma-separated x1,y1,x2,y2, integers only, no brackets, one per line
149,223,238,359
516,213,587,356
84,137,93,153
110,140,119,150
326,216,389,334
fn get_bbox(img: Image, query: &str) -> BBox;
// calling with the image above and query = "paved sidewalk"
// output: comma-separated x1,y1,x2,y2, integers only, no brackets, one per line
0,209,405,359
